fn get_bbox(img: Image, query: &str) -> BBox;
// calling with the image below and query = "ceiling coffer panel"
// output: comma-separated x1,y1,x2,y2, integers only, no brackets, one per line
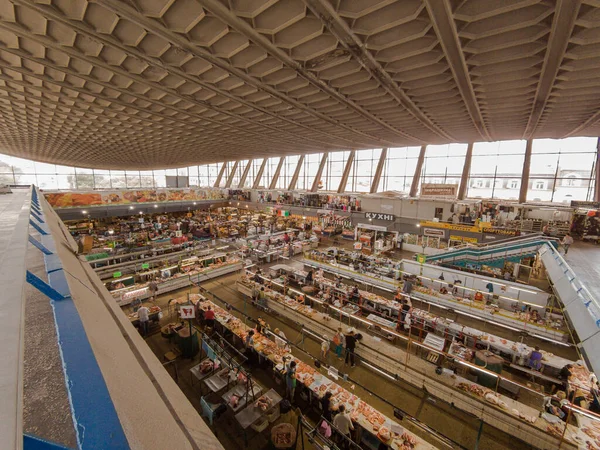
0,0,594,169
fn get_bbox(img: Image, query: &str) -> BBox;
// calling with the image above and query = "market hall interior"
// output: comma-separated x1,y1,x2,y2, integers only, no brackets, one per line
3,1,600,450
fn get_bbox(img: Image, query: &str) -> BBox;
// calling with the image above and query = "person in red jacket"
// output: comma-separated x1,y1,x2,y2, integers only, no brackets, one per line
204,305,215,329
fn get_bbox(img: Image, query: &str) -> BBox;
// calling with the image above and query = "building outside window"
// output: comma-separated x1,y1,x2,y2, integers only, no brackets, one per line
378,147,420,194
529,137,597,202
347,149,381,192
468,140,526,199
419,143,467,193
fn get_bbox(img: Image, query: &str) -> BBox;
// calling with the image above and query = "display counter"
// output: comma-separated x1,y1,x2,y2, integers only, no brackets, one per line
195,298,436,450
233,277,581,450
303,258,567,343
109,255,242,305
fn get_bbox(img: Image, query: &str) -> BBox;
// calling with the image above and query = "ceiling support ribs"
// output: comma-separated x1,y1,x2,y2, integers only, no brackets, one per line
97,0,399,148
0,64,279,157
423,0,491,141
524,0,581,138
11,0,366,151
189,0,423,145
0,21,323,154
303,0,454,142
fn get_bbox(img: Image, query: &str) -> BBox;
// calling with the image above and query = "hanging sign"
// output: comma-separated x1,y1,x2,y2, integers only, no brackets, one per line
423,228,445,238
365,212,395,221
179,305,195,319
420,183,458,197
416,254,427,264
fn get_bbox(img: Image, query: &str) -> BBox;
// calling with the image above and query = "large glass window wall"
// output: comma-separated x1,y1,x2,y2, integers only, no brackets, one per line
467,140,526,200
378,147,420,194
0,136,597,204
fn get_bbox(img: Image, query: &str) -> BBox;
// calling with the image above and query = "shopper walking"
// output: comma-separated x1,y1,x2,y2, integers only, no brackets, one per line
137,304,150,337
344,329,357,367
285,360,297,402
562,233,574,255
321,335,330,364
333,328,344,359
148,278,159,301
332,405,354,450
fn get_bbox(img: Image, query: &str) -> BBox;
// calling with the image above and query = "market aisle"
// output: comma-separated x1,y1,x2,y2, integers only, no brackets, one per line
198,273,532,450
564,241,600,298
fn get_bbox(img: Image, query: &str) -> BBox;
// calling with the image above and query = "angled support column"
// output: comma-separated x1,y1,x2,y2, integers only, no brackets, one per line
269,157,285,190
213,162,227,188
311,153,329,192
409,145,427,197
224,161,239,188
457,142,474,200
337,150,356,193
238,159,252,188
519,139,533,204
252,158,267,189
288,155,305,191
370,148,388,194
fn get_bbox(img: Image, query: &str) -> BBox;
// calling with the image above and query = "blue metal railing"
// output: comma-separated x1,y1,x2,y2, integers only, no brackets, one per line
25,187,129,450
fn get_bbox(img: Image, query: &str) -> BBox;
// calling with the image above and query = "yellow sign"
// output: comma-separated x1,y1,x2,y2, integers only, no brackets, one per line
419,220,491,233
450,235,478,243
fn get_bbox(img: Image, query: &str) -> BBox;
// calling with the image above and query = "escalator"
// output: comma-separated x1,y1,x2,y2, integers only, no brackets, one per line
425,233,560,269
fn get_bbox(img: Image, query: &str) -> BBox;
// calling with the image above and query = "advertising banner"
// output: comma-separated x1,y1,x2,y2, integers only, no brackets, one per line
45,188,227,208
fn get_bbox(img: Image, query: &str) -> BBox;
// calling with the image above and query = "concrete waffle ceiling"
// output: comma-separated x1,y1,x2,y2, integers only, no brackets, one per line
0,0,598,169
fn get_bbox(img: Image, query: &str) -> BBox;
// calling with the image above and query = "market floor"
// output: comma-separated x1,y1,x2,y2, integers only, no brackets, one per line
128,268,536,450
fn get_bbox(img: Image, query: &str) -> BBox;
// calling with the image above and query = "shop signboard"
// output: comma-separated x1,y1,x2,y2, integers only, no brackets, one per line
450,235,478,244
416,254,427,264
482,227,519,236
179,305,195,319
423,228,445,238
365,212,395,221
420,183,458,197
571,200,600,209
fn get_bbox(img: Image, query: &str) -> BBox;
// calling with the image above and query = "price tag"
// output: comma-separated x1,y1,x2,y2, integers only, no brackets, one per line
141,263,150,269
113,271,122,278
179,305,195,319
